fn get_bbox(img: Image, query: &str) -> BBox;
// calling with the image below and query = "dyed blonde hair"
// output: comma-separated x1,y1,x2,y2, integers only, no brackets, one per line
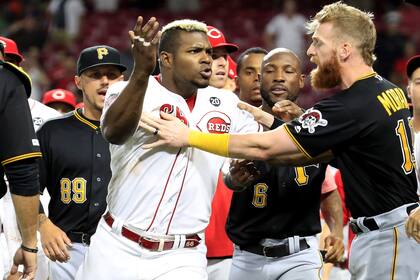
159,19,208,54
306,1,376,66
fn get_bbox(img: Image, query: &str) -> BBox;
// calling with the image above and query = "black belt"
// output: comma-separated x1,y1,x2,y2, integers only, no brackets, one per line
350,204,419,234
240,239,309,258
67,231,91,245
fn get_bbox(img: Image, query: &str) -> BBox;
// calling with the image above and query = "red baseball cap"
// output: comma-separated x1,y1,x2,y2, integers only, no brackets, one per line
75,102,84,109
0,36,24,63
227,56,237,79
42,89,77,108
406,55,420,78
206,26,239,54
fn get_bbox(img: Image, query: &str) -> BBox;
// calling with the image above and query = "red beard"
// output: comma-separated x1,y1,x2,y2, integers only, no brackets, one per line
310,55,342,89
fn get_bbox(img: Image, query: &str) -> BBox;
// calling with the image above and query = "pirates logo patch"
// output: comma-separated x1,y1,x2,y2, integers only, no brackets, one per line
297,108,328,133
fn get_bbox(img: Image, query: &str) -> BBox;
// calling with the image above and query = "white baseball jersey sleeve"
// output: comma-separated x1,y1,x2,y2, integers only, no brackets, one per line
102,77,260,235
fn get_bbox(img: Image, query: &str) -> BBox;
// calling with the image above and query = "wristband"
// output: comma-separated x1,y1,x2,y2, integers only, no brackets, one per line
188,130,230,157
21,244,38,253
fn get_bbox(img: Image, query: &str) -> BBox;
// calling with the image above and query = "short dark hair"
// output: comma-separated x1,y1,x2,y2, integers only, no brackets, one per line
236,47,268,75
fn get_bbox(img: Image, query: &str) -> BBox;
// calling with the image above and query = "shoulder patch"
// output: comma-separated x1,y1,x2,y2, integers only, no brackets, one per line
298,108,328,133
209,97,221,107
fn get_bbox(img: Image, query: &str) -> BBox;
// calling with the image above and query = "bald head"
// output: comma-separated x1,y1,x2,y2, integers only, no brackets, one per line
260,48,304,108
263,48,302,73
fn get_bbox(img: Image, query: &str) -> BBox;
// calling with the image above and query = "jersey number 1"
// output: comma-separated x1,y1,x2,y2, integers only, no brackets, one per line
395,119,414,174
60,178,87,204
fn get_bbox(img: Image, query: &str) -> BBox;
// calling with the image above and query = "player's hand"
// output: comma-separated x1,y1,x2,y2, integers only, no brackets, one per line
272,100,304,121
139,112,190,149
6,271,23,280
237,102,274,129
322,234,344,263
9,247,37,280
39,219,72,262
405,206,420,243
226,160,260,191
129,16,161,77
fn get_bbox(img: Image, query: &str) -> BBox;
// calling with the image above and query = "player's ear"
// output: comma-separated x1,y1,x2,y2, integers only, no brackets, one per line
299,74,305,89
407,84,412,99
159,51,173,69
74,75,82,90
339,43,351,62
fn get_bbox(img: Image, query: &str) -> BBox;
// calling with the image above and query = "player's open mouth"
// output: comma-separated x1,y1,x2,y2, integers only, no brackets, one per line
200,69,212,79
98,89,107,96
215,71,226,79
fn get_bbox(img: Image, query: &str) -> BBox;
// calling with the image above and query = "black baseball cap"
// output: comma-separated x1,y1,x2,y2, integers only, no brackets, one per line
406,55,420,79
77,45,127,75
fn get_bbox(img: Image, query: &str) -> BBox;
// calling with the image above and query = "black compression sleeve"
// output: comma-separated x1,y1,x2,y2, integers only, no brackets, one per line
270,117,285,130
5,158,40,196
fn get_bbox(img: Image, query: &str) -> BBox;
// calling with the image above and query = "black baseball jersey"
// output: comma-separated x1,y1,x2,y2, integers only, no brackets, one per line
0,61,40,197
226,162,327,247
37,108,111,236
284,73,418,218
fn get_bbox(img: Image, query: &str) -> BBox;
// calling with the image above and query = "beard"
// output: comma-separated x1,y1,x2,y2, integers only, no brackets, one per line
310,54,342,89
260,88,275,108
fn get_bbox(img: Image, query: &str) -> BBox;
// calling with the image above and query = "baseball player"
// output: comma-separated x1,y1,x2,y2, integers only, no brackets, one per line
36,45,126,280
0,36,60,280
141,3,420,280
406,55,420,247
204,25,239,280
224,48,343,280
42,89,77,114
235,47,268,107
0,41,40,280
76,17,260,279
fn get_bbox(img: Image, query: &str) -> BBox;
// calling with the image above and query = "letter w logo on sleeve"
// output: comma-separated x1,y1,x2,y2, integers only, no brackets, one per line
97,47,109,59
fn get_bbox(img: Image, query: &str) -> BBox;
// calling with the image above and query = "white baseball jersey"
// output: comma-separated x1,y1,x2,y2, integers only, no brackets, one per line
28,98,61,131
102,77,260,235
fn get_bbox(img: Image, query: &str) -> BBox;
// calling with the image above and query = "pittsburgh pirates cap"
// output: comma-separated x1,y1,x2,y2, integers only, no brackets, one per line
406,55,420,79
207,26,239,54
42,89,77,108
77,45,127,76
0,36,24,63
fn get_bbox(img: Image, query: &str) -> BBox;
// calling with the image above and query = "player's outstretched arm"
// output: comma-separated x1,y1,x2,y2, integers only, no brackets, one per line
140,111,333,165
102,16,161,145
237,102,275,129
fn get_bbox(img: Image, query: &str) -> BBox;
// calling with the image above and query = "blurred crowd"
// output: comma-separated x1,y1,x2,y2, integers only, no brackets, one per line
0,0,419,110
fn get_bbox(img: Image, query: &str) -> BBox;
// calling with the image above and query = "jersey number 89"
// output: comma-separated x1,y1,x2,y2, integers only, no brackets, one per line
60,177,87,204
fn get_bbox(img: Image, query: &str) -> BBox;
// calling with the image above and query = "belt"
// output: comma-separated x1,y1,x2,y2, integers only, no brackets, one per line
67,231,91,245
350,204,419,234
103,212,201,252
240,239,309,258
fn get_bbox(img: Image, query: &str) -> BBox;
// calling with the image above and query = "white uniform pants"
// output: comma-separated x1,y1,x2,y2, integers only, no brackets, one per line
76,219,208,280
49,242,88,280
349,203,420,280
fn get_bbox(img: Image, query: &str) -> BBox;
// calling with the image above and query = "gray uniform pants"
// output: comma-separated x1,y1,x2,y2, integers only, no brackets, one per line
349,203,420,280
229,236,322,280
